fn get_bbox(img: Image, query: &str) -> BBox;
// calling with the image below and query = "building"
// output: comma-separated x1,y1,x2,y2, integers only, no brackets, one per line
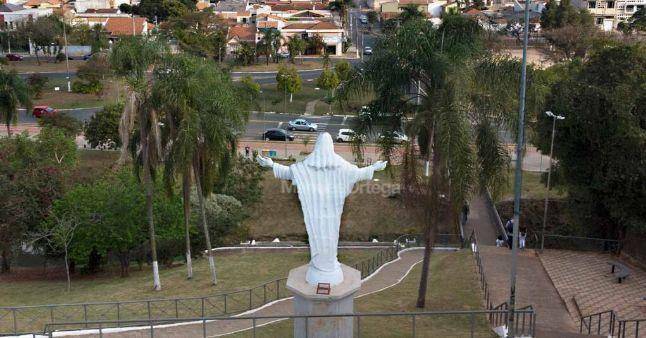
0,3,52,30
226,23,258,54
74,0,139,13
378,0,453,19
576,0,645,30
23,0,62,10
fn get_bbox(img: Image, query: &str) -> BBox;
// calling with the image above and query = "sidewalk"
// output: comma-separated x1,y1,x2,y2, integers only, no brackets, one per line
467,194,582,337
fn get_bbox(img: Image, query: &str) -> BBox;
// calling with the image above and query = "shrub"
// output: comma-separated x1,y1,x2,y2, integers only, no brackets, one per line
72,80,103,95
27,73,48,98
84,103,122,149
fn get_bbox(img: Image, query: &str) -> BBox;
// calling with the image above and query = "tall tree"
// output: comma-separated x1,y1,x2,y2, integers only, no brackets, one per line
110,36,166,290
0,70,32,136
276,64,302,103
533,43,646,239
340,14,541,307
20,15,63,65
540,0,596,60
328,0,354,28
156,54,246,284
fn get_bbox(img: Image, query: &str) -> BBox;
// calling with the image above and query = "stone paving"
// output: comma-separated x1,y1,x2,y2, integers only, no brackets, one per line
540,249,646,335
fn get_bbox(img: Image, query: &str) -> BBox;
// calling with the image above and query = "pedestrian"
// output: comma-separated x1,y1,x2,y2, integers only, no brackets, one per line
505,218,514,234
519,229,527,249
245,146,250,158
496,235,504,247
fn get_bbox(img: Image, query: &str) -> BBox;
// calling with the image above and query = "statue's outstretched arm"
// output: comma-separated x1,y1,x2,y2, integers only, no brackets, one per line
355,160,388,182
257,155,293,180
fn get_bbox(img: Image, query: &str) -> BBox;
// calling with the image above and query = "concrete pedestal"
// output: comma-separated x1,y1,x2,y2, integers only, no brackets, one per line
286,264,361,338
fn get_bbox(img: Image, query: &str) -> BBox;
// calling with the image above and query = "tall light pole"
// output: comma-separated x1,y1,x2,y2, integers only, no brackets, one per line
62,19,71,92
507,0,531,334
540,111,565,251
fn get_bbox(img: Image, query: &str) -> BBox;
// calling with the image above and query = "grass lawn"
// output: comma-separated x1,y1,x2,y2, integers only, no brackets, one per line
229,250,494,337
8,60,85,73
0,250,378,307
34,78,122,109
500,169,567,201
233,60,325,72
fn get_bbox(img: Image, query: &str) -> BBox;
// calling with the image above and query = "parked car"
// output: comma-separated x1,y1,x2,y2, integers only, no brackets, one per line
5,53,23,61
32,106,58,118
263,128,294,141
378,131,409,144
360,15,368,24
363,46,373,55
288,119,318,131
277,51,290,59
82,53,94,61
336,129,365,143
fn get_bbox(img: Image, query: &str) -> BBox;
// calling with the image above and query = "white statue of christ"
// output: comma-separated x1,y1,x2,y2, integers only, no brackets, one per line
257,132,387,285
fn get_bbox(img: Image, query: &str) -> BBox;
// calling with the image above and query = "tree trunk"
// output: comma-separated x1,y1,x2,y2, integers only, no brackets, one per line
118,252,130,277
1,248,10,273
5,123,11,138
193,157,217,285
64,248,71,292
416,135,441,308
182,169,193,280
140,107,161,291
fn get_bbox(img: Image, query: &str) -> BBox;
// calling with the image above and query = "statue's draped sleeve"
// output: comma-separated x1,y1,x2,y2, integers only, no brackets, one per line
351,164,375,183
272,163,293,180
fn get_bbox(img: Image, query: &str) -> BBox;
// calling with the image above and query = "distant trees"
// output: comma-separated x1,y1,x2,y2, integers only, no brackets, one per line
287,36,306,63
618,8,646,34
163,11,227,61
258,28,282,65
84,103,123,149
533,43,646,239
540,0,596,60
27,73,48,99
276,65,302,103
20,16,63,64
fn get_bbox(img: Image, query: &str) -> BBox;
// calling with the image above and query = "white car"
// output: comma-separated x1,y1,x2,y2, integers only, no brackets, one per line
336,129,365,143
363,46,373,55
360,15,368,24
288,118,318,131
379,131,409,144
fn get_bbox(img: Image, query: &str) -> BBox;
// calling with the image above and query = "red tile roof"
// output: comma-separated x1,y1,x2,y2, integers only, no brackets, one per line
227,24,257,42
282,21,340,30
104,17,148,36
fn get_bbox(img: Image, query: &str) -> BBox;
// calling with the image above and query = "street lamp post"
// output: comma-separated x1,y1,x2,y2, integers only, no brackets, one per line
507,0,531,334
540,111,565,251
62,19,71,92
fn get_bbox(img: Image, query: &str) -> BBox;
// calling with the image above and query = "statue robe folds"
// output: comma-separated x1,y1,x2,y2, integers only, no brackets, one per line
271,133,375,286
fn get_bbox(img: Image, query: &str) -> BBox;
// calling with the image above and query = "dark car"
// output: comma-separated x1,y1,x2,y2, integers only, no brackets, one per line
82,53,94,61
263,128,294,141
32,106,58,118
5,53,23,61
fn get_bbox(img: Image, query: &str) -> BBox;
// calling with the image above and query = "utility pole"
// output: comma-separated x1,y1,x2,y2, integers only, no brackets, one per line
540,111,564,251
62,19,71,92
507,0,531,335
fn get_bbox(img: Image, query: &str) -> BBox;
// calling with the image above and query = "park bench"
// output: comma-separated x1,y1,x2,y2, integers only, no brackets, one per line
607,261,631,283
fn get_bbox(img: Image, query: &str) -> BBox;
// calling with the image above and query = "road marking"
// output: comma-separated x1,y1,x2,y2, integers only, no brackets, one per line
277,122,283,128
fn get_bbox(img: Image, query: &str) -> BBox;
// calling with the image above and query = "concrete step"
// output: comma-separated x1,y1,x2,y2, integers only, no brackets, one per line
535,328,607,338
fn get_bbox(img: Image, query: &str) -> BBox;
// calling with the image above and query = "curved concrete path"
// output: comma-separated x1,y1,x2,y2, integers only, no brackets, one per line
57,248,425,337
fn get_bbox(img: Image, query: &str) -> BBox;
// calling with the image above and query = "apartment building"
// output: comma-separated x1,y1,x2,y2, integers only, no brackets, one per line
578,0,645,30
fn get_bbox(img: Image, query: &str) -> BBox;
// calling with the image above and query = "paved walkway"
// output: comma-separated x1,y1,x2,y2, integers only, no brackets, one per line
467,194,583,338
59,249,424,338
540,250,646,336
304,99,319,115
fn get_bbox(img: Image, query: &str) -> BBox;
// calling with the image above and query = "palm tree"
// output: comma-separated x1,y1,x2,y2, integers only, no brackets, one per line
399,4,425,23
259,28,282,65
110,36,166,291
155,54,246,285
341,15,542,307
0,70,32,137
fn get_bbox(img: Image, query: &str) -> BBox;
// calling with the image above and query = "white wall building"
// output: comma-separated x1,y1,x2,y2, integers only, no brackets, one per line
0,4,52,30
577,0,645,30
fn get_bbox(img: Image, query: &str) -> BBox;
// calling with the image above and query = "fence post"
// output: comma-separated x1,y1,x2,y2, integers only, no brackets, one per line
249,289,252,310
99,323,103,338
149,319,154,338
202,318,207,338
50,306,54,324
276,279,280,300
224,294,227,314
305,316,309,338
12,308,17,334
83,304,88,328
116,303,121,326
175,299,179,319
201,298,205,317
412,314,416,338
252,318,257,338
357,315,361,338
470,312,475,338
263,284,267,304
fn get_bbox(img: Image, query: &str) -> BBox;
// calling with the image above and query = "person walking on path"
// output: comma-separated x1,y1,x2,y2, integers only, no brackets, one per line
505,219,514,249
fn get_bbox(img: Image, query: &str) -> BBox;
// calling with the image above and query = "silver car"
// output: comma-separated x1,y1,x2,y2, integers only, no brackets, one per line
288,119,318,131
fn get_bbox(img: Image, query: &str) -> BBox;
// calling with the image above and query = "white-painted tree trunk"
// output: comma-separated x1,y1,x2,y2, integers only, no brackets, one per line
290,93,293,102
152,261,161,291
186,253,193,279
207,255,217,284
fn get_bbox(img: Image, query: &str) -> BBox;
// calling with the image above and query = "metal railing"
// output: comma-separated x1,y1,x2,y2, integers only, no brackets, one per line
468,230,537,336
42,309,535,337
1,243,411,336
580,309,644,338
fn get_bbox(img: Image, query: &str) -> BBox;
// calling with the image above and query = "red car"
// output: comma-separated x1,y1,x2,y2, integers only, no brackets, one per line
32,106,58,118
5,53,23,61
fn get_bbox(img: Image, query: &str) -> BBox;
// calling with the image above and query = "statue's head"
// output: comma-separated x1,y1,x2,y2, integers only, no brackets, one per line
303,132,347,169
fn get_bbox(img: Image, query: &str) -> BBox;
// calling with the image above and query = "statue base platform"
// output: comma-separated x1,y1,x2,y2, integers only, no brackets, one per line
286,264,361,338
